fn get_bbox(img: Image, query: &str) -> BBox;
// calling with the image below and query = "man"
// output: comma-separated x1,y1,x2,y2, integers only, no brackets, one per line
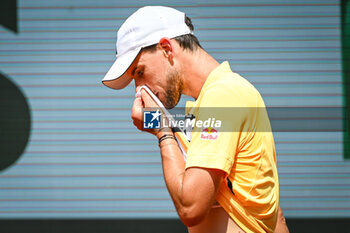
102,6,288,233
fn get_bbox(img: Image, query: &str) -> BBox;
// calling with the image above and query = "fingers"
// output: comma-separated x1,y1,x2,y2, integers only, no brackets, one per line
131,96,143,131
140,89,158,108
135,86,142,98
132,93,143,116
131,87,160,135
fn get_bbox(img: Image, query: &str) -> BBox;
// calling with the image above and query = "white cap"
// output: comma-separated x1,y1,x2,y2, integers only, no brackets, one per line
102,6,192,90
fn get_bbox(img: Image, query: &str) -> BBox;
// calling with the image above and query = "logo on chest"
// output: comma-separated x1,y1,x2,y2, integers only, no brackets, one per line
200,127,219,140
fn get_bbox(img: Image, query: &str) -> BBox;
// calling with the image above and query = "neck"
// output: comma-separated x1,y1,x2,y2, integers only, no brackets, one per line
180,48,220,100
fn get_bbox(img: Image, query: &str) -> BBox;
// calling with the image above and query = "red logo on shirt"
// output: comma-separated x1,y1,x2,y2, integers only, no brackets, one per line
200,127,218,140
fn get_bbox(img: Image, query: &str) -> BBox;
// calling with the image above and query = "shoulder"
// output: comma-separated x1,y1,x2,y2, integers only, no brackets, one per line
199,71,261,108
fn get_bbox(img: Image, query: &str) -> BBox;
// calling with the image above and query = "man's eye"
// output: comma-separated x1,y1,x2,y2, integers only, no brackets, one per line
137,70,143,76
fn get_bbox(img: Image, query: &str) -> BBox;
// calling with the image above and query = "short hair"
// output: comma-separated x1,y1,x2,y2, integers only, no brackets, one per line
142,15,202,53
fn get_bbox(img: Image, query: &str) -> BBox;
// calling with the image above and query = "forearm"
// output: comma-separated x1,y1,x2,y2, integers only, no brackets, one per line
157,131,187,213
156,130,220,226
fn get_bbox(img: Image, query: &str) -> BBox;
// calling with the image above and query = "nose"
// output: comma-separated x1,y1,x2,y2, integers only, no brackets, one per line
134,78,144,94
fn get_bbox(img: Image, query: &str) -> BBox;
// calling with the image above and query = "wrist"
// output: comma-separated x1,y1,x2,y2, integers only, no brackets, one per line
158,134,175,146
156,127,173,139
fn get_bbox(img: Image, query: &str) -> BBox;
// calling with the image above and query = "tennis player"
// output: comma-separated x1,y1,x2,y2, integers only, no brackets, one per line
102,6,289,233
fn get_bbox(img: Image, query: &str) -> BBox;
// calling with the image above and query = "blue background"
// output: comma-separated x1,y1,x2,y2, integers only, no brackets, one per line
0,0,349,219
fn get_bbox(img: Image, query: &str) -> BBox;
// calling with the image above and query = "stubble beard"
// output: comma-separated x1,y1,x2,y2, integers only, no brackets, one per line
164,68,183,109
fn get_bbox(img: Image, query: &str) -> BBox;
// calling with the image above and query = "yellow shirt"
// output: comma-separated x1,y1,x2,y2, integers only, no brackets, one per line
185,62,279,233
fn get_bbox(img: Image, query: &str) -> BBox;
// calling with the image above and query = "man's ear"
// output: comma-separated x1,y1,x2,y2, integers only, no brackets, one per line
158,37,173,61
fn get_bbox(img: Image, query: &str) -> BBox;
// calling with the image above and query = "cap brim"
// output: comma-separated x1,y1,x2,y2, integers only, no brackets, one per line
102,48,141,90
